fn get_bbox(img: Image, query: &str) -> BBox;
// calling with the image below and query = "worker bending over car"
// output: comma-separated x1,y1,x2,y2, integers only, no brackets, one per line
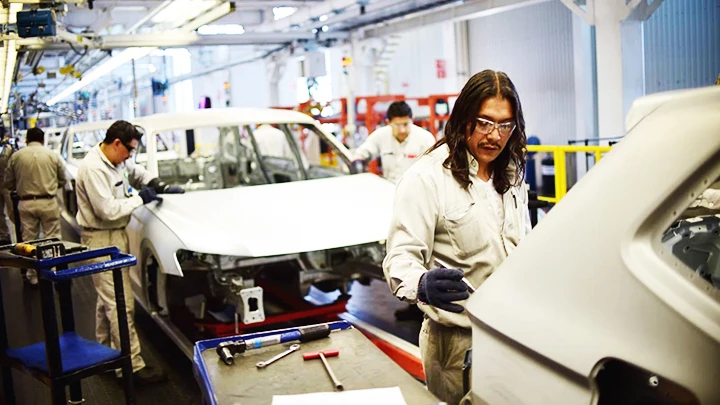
75,120,184,385
383,70,532,404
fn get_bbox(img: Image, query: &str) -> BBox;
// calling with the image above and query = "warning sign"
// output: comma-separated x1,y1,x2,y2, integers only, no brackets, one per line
436,59,446,79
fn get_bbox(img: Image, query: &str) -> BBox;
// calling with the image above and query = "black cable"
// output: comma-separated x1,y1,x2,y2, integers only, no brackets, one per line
65,40,88,58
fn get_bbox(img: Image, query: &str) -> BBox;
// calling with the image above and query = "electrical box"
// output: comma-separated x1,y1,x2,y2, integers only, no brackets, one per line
17,9,57,38
301,51,327,78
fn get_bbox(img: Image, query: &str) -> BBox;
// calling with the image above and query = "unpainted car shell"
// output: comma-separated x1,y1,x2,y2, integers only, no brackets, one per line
58,109,396,355
466,86,720,404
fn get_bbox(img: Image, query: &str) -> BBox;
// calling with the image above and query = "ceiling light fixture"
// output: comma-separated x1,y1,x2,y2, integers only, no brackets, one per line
1,3,22,113
321,25,329,32
152,0,218,26
197,24,245,35
1,40,18,113
272,6,297,21
318,14,328,22
47,2,234,106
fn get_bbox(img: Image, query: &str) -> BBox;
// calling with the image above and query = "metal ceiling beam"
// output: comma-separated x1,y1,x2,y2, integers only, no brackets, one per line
255,0,361,32
362,0,550,38
18,31,349,50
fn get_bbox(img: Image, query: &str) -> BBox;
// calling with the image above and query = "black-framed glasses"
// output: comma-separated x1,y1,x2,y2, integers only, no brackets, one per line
475,117,516,136
120,140,136,155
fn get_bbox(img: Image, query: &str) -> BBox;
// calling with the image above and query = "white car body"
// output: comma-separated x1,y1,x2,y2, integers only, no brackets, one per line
467,86,720,404
58,108,396,356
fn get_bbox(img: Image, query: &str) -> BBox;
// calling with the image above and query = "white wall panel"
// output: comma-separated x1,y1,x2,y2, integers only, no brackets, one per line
468,0,576,146
386,22,461,97
230,60,270,108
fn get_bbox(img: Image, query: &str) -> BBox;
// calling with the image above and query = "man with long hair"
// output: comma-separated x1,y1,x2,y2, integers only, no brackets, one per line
383,70,532,404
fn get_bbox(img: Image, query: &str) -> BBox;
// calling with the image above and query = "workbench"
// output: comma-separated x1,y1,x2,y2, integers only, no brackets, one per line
193,321,440,405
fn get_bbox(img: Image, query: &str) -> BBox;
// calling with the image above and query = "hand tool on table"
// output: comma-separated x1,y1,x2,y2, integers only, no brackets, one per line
216,323,333,365
303,349,343,390
433,258,475,292
256,344,300,369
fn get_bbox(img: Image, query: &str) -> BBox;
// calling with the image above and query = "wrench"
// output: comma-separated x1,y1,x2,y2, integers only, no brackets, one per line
256,344,300,368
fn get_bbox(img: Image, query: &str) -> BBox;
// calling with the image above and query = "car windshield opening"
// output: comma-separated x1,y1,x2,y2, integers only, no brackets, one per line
140,123,351,192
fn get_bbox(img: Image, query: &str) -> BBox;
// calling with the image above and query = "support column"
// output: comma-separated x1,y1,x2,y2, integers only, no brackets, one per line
594,1,625,139
621,19,645,118
571,13,597,178
454,20,470,89
266,54,287,107
561,0,661,139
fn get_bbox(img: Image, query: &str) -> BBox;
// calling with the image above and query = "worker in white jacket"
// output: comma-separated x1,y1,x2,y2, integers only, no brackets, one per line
383,70,531,405
352,101,435,184
76,121,184,385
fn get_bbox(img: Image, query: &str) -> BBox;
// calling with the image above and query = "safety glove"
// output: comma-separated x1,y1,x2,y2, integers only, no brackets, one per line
164,185,185,194
138,187,160,204
417,268,469,313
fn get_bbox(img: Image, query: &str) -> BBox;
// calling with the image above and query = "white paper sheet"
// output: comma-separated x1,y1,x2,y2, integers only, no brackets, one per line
271,387,408,405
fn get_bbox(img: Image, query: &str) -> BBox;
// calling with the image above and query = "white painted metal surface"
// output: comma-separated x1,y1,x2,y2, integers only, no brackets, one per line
467,86,720,403
146,173,395,257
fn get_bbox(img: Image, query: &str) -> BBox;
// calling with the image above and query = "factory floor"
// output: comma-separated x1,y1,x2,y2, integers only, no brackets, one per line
0,222,422,404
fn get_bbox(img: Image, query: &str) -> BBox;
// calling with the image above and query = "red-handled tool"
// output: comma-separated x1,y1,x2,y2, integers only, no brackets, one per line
303,349,343,390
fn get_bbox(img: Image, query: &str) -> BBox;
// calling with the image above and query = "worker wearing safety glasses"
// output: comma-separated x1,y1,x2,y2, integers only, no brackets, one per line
351,101,436,184
383,70,532,405
75,120,184,385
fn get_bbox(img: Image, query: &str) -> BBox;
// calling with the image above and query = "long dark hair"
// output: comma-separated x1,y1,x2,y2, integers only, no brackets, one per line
428,70,527,194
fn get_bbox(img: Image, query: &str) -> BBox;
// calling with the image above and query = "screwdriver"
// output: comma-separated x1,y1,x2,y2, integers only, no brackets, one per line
433,258,475,292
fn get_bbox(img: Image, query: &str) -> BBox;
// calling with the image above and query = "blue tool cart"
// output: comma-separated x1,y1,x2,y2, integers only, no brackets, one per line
192,320,440,405
0,238,138,405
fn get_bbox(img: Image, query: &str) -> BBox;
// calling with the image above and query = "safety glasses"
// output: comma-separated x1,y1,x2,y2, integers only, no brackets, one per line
475,117,515,136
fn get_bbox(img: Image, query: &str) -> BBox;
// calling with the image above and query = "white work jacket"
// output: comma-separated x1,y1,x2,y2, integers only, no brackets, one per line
383,144,531,328
353,124,436,183
76,145,155,230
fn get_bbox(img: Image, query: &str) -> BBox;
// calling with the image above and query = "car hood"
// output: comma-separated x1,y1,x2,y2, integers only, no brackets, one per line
147,173,396,257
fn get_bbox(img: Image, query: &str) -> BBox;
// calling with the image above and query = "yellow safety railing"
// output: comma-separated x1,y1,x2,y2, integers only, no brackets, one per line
527,145,613,204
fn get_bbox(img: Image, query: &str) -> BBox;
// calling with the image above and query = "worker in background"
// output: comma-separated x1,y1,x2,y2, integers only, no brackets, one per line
383,70,531,404
4,127,66,286
75,120,184,385
352,101,436,184
0,136,13,246
253,123,294,159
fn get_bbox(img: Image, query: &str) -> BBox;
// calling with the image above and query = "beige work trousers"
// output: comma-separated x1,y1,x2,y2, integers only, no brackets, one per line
18,199,60,241
419,318,472,405
81,229,146,373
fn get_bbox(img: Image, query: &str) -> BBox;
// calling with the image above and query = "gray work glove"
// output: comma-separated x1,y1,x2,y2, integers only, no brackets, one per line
148,177,185,194
138,187,160,204
417,268,469,313
164,185,185,194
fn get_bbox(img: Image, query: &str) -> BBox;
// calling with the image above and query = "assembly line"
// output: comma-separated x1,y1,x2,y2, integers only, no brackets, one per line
0,0,718,404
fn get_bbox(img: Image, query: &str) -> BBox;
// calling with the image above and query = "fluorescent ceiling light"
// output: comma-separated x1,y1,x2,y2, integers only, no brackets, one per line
1,40,17,113
46,2,233,106
152,0,218,26
47,47,155,105
1,4,22,112
197,24,244,35
273,6,297,21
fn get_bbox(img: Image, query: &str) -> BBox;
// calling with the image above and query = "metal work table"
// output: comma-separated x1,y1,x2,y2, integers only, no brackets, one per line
193,321,439,405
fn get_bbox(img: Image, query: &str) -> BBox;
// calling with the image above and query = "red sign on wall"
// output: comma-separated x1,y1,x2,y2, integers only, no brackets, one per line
436,59,447,79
